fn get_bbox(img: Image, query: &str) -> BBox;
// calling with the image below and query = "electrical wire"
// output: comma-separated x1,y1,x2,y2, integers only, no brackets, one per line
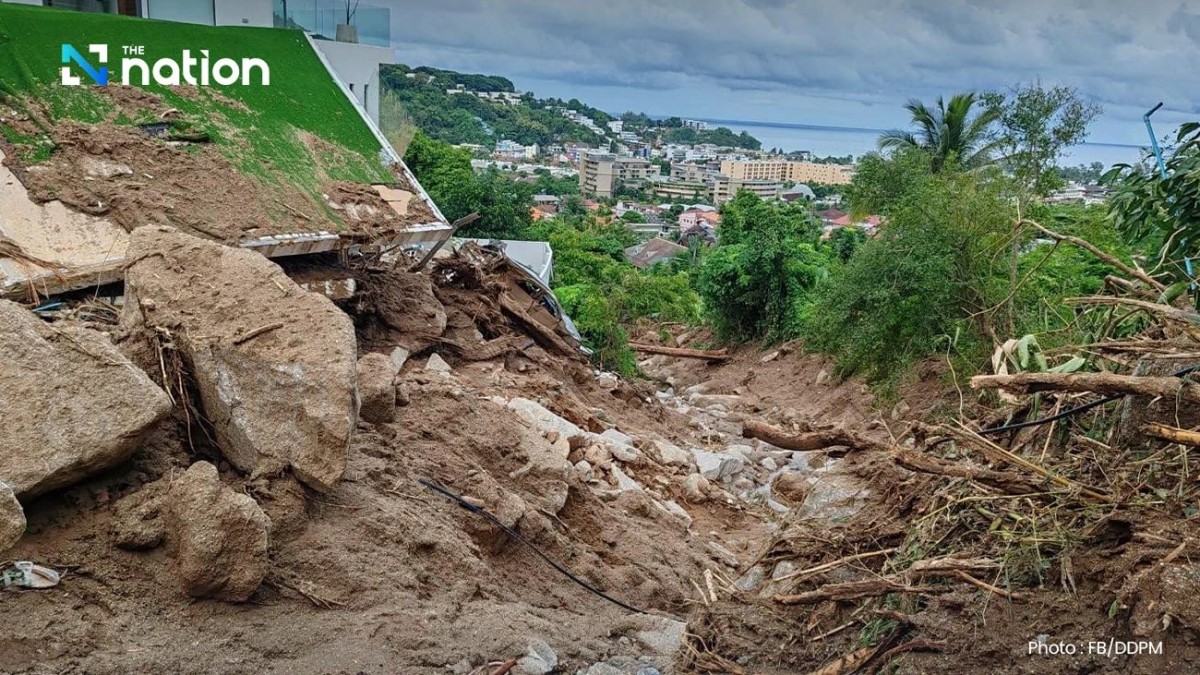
978,364,1200,436
418,478,647,614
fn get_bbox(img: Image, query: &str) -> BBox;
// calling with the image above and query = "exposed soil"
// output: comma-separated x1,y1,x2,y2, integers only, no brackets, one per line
0,86,441,248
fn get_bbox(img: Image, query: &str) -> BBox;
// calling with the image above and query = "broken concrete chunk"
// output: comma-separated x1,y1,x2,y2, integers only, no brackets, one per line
0,300,171,498
167,462,270,602
357,352,400,424
0,480,25,553
123,226,357,493
424,353,452,374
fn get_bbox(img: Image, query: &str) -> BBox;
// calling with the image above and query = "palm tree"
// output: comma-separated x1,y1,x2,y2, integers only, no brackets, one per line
878,93,999,172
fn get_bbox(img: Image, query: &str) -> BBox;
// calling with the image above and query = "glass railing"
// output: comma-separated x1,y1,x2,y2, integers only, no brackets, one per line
272,0,391,47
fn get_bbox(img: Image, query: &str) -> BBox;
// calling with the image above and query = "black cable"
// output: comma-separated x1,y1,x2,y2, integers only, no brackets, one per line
979,363,1200,436
418,478,647,614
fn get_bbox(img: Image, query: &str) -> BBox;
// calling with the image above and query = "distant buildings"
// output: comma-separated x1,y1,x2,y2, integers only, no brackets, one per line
1045,183,1110,206
495,139,539,159
719,160,855,186
578,152,661,198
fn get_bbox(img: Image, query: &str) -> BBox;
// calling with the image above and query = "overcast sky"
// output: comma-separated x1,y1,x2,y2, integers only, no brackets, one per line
379,0,1199,149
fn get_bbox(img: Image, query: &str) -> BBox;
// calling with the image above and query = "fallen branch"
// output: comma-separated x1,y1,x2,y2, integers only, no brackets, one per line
629,342,730,361
774,548,898,585
498,292,577,357
939,425,1113,502
954,570,1025,601
232,322,284,345
893,449,1037,492
1024,219,1166,292
970,371,1200,405
1141,422,1200,446
742,420,889,452
775,557,999,605
1066,296,1200,326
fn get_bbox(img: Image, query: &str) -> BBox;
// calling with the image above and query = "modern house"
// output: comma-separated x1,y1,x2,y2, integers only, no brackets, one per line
1,0,393,123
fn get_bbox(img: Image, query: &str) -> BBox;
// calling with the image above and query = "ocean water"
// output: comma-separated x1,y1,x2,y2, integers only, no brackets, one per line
694,117,1145,168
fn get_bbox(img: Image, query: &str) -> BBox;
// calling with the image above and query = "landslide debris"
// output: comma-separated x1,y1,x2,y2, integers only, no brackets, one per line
122,225,358,492
0,298,171,498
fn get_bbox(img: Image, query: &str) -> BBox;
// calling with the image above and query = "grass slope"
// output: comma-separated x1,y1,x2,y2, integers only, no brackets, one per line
0,4,389,187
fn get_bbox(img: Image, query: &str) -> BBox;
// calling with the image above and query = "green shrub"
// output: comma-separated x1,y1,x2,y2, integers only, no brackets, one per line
696,192,829,342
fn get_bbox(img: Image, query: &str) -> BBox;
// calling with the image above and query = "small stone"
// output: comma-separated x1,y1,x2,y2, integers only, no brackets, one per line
632,615,688,655
574,460,594,480
735,564,767,591
773,472,808,506
660,499,692,529
584,444,613,469
611,465,643,493
681,473,710,503
389,346,410,372
761,350,779,363
597,372,619,389
424,353,452,374
707,541,740,568
761,457,778,472
513,639,557,675
772,560,798,580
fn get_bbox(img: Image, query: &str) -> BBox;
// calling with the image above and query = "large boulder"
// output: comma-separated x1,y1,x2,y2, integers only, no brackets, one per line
167,462,270,602
123,226,358,492
0,480,25,552
0,300,171,498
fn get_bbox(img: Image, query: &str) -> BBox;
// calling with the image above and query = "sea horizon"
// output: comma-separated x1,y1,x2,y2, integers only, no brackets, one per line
637,114,1147,168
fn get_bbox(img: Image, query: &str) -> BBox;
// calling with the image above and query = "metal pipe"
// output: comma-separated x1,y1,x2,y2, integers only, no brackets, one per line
1144,102,1168,179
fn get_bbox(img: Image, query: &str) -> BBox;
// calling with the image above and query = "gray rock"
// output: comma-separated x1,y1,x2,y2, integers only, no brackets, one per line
761,457,779,472
650,439,692,468
168,461,270,602
0,300,171,498
707,541,740,568
513,639,557,675
123,226,356,493
735,563,768,591
690,448,744,481
507,397,585,440
690,393,744,409
632,615,687,655
357,352,400,424
574,460,594,481
772,560,798,580
424,352,453,374
0,480,25,552
611,465,643,493
659,499,693,529
389,346,410,371
681,473,710,503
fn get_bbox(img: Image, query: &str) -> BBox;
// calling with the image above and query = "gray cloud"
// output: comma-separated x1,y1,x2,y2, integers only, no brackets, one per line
375,0,1198,137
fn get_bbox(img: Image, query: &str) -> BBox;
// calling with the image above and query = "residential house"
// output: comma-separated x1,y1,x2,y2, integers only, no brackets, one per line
624,238,688,269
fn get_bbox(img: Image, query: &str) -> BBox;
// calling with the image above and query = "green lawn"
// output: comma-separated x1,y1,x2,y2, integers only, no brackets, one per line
0,4,390,187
